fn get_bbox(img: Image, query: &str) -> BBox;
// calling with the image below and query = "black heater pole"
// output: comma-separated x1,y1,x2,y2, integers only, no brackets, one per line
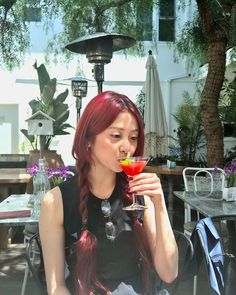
75,96,82,122
94,64,104,94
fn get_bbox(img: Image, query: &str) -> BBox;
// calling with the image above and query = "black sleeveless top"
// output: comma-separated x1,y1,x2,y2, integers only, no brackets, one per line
59,175,143,293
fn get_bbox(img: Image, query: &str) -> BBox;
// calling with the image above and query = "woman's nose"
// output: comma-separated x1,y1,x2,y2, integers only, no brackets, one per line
119,139,131,154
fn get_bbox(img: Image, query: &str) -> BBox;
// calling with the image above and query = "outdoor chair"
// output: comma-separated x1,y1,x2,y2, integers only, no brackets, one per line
182,167,225,236
24,232,47,295
190,216,236,295
156,229,194,294
182,167,225,295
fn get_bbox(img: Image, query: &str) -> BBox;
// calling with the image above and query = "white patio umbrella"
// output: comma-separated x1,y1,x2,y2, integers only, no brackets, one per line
144,51,168,157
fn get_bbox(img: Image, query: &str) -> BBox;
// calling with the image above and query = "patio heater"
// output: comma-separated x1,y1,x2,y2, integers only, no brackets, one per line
65,32,136,93
71,77,88,122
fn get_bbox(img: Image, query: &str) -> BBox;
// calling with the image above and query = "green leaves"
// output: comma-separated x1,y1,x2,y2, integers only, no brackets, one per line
41,79,57,104
21,62,72,150
55,89,69,104
0,1,30,70
171,92,206,165
20,129,37,150
33,62,51,94
219,74,236,137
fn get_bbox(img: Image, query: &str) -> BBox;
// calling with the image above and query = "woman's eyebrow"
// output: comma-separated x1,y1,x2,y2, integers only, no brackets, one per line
108,126,139,132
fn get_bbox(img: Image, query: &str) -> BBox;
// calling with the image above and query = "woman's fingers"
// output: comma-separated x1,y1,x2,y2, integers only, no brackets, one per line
129,173,162,196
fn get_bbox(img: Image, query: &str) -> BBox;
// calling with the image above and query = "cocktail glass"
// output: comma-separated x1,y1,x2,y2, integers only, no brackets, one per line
119,156,150,211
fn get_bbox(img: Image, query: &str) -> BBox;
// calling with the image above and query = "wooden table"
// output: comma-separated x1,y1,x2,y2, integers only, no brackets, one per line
0,168,31,183
144,165,185,176
0,168,32,198
144,165,185,224
0,169,32,249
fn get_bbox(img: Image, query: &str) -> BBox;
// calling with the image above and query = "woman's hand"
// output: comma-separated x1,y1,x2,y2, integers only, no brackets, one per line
128,172,164,205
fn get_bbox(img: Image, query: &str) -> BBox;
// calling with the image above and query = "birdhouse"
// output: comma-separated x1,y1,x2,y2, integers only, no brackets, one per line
26,110,54,135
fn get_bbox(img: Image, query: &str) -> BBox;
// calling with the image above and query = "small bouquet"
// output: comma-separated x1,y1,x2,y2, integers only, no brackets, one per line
223,161,236,188
47,166,73,187
27,164,73,188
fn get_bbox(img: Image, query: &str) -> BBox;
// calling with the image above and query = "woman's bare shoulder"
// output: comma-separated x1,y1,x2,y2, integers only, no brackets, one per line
40,187,64,225
42,186,61,206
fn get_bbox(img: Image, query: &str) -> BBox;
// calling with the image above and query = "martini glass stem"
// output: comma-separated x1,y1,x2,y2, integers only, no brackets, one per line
119,156,150,211
132,193,136,206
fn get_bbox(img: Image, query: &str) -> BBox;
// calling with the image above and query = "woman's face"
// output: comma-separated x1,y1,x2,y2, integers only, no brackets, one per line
90,110,139,173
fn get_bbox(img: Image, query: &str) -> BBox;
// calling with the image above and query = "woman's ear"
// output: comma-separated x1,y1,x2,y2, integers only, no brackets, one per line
87,142,91,151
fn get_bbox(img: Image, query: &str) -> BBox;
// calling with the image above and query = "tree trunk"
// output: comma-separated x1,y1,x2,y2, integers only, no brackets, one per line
196,0,235,168
200,38,226,167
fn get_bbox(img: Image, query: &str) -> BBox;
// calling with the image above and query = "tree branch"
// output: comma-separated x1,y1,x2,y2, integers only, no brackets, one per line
94,0,134,21
98,0,134,14
0,0,16,11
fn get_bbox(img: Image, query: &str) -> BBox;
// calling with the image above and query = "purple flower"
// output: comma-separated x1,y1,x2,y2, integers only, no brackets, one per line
214,162,236,187
224,162,236,173
47,166,73,187
27,164,39,176
48,166,71,177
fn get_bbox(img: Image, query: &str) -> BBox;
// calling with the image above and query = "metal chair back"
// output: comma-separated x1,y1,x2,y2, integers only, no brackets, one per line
25,232,47,294
157,229,194,294
182,167,225,224
183,167,225,195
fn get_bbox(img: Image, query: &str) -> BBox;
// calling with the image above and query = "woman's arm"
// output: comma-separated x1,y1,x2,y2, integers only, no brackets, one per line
129,173,178,283
39,187,71,295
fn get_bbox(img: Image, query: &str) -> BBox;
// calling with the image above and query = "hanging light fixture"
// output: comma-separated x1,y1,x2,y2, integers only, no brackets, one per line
71,77,88,122
65,32,136,93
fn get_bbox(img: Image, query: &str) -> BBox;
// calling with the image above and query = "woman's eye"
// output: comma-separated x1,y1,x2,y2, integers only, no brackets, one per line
111,134,121,139
130,136,138,141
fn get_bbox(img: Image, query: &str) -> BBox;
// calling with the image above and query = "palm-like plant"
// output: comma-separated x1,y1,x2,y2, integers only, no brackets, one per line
170,92,206,165
219,75,236,137
21,62,73,150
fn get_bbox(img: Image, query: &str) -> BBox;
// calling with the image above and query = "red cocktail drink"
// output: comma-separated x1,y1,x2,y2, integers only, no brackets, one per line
118,156,149,210
119,160,148,176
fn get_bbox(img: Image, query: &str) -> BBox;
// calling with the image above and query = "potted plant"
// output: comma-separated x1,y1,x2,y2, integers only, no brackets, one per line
170,93,207,166
166,145,180,169
21,62,73,167
215,161,236,202
215,161,236,201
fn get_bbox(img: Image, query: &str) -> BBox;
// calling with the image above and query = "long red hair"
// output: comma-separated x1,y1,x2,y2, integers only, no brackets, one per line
72,91,152,294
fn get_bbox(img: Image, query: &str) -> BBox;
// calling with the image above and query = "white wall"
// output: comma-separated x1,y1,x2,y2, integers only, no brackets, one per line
0,105,18,153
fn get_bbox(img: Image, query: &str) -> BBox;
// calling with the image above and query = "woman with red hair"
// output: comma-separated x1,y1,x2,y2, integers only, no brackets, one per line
39,91,178,295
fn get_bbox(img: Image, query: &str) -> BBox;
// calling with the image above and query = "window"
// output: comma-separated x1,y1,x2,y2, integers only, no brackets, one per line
136,0,175,42
159,0,175,42
223,123,235,137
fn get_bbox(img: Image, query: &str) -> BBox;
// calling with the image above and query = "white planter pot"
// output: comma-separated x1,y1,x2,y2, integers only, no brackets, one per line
167,160,176,169
223,187,236,202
